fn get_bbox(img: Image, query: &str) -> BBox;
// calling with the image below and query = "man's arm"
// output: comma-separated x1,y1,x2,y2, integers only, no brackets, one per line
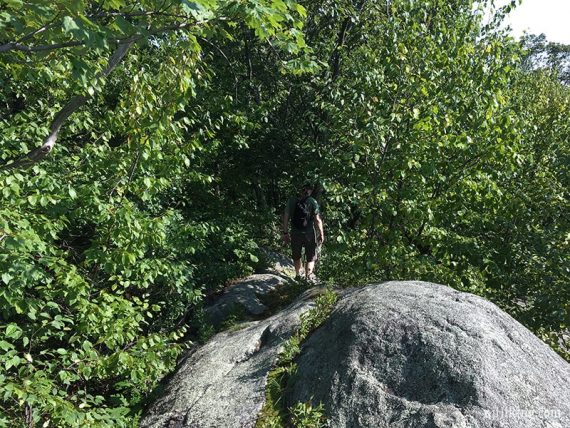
314,213,325,244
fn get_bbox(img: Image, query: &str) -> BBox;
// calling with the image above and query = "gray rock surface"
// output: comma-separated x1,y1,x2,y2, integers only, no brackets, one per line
140,289,317,428
204,273,290,328
286,281,570,428
259,247,295,274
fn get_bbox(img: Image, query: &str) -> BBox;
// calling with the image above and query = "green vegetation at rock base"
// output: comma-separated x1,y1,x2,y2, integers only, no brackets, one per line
256,288,338,428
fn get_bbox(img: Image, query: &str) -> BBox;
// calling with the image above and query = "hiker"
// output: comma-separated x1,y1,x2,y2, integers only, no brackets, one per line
282,183,325,281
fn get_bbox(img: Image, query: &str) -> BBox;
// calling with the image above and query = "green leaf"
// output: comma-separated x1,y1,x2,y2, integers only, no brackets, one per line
68,186,77,199
62,16,80,33
5,324,22,340
0,340,14,351
103,0,126,10
5,0,23,7
5,355,21,370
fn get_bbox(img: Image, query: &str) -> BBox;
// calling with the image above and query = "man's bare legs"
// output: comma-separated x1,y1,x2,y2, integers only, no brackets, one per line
294,258,315,280
305,261,315,279
294,258,302,278
294,258,315,279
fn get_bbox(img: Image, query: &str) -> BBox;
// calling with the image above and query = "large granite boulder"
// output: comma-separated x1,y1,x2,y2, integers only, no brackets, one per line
286,281,570,427
140,289,319,428
204,273,290,328
141,280,570,427
202,249,297,329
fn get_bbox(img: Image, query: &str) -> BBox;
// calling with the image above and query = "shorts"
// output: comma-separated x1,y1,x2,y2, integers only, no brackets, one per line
291,229,317,262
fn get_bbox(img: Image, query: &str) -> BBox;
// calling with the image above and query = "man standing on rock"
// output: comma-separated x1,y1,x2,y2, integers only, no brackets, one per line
282,182,325,282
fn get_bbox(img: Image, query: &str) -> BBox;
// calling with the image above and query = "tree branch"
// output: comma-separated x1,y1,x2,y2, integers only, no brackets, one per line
0,16,205,54
1,13,211,170
15,13,61,45
198,36,240,101
329,0,368,81
1,38,136,171
0,40,85,53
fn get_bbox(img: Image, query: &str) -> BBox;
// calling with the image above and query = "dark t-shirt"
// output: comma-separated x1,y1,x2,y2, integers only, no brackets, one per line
286,196,320,233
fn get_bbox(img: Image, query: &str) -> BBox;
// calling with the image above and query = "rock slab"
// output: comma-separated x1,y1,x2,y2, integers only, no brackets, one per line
286,281,570,428
204,273,290,328
140,290,316,428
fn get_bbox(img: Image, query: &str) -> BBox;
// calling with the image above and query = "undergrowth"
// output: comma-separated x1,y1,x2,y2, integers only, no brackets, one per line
256,288,338,427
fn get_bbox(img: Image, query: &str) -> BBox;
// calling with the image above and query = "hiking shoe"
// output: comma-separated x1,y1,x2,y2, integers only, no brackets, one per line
306,273,318,284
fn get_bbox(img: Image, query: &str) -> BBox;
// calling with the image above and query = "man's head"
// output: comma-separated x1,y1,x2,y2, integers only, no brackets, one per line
301,182,313,197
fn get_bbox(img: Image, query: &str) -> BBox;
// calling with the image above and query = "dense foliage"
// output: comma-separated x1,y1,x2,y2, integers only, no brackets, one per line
1,0,568,426
0,1,309,426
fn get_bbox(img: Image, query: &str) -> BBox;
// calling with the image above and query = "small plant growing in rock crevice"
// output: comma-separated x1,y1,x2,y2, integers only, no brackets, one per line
290,401,326,427
256,288,338,427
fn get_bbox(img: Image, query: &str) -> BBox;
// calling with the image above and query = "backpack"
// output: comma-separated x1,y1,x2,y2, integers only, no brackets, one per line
292,197,312,229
